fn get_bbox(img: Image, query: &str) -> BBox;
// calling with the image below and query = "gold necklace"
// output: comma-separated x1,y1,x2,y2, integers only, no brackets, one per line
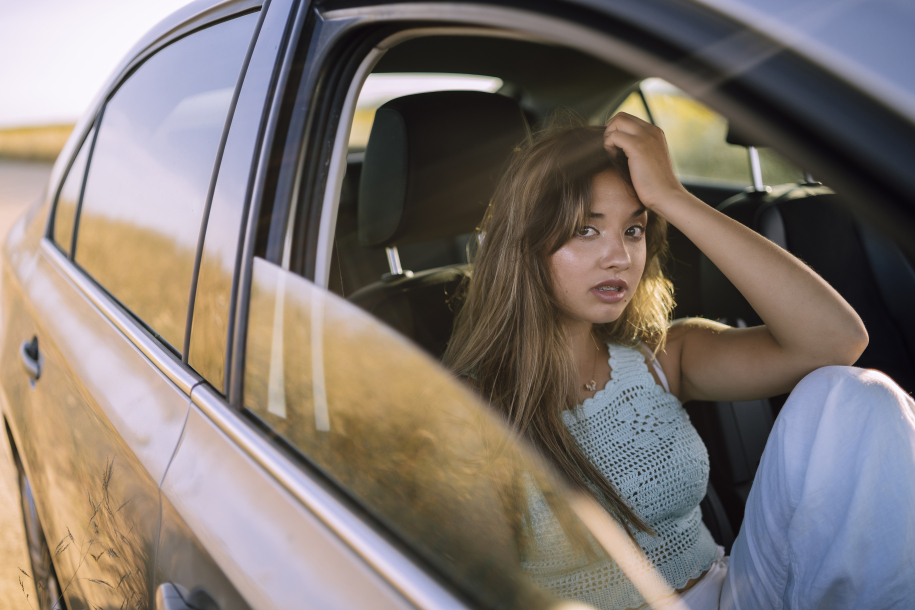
583,332,601,392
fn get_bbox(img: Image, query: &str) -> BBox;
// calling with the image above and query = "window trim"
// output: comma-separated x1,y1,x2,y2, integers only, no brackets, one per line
190,380,472,610
39,238,201,396
183,6,271,362
46,113,101,259
67,109,103,262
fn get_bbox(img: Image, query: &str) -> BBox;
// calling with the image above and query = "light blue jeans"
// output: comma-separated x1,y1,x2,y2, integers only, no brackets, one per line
721,366,915,610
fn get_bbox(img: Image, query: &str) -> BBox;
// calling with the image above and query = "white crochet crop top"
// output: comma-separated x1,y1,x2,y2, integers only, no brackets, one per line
521,342,718,610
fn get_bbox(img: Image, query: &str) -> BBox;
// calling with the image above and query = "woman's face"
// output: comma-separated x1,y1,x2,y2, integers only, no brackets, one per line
548,169,648,327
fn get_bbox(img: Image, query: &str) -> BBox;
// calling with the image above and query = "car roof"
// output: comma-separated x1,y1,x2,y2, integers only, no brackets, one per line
119,0,915,128
684,0,915,125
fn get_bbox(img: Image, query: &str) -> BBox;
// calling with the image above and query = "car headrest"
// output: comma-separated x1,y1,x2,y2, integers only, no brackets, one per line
358,90,529,248
725,122,769,148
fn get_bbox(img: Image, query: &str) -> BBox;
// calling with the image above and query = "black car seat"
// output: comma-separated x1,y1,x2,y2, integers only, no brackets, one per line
693,127,915,532
705,184,915,393
348,90,530,358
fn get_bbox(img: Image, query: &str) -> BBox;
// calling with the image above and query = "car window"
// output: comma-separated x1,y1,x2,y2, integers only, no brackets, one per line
241,29,690,610
73,13,258,354
243,256,610,609
639,78,751,185
613,90,652,123
52,126,96,257
636,78,804,187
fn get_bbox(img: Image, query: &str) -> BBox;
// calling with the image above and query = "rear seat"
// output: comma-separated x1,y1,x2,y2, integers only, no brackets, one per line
692,126,915,534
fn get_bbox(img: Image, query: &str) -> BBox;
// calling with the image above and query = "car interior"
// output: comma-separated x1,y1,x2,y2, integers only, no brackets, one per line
322,32,915,553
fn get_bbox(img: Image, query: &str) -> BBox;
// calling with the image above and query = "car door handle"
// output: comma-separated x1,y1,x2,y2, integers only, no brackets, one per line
20,337,40,381
156,584,192,610
156,583,219,610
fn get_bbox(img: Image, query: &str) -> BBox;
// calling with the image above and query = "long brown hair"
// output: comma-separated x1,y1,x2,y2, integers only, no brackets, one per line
444,121,674,535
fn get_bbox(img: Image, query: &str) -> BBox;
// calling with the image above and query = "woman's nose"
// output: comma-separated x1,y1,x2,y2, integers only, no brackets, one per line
599,235,631,269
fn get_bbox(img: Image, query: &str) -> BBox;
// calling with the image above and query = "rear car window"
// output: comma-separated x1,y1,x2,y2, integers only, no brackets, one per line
73,13,258,354
634,78,804,186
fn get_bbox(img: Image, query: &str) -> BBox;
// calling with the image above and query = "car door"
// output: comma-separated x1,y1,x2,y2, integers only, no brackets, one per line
153,4,446,609
1,7,260,610
151,0,303,607
119,1,915,610
153,4,709,610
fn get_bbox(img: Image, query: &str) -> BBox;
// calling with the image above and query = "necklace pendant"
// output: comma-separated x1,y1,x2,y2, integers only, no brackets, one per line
584,380,597,392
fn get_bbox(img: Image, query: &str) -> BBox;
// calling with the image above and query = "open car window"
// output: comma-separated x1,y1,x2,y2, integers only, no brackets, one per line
241,11,915,610
239,25,710,610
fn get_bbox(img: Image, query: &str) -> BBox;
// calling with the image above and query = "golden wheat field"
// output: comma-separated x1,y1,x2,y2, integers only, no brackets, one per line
0,125,74,162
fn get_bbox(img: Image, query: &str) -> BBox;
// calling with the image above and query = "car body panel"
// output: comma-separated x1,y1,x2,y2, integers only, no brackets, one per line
2,232,189,609
692,0,915,123
158,386,413,610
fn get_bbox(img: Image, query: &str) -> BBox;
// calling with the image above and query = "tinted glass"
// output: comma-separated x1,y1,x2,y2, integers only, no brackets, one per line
640,78,750,185
75,13,258,352
613,90,651,123
243,258,603,609
53,126,95,256
638,78,805,187
759,147,806,185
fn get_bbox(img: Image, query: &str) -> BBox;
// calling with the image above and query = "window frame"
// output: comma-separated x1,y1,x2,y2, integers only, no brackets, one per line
225,1,759,605
48,116,100,260
223,0,915,605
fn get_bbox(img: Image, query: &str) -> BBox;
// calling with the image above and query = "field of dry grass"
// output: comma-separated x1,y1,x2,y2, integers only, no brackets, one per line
0,125,74,162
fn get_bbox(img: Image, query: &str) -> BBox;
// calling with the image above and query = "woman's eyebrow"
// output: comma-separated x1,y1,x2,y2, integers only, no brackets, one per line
588,206,647,219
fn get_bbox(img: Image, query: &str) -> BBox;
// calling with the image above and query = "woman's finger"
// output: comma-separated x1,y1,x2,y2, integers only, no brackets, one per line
606,111,651,128
604,129,642,155
605,111,652,133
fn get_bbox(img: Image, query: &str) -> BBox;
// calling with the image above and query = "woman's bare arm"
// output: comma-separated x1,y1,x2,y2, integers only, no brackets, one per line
604,112,868,402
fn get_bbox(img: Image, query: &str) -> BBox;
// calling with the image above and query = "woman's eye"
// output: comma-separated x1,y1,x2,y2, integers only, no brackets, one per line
576,226,598,237
626,225,646,238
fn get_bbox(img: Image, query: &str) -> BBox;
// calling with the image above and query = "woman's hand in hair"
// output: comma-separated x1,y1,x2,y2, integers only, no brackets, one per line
605,113,870,404
602,112,688,212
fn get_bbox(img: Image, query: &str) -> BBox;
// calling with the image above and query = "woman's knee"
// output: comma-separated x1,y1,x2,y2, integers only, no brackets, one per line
781,365,912,425
767,365,915,494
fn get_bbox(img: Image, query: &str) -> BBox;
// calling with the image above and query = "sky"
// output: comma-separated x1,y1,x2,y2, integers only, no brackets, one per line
0,0,195,129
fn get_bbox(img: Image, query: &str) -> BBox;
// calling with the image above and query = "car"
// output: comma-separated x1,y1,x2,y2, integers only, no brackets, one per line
2,0,914,609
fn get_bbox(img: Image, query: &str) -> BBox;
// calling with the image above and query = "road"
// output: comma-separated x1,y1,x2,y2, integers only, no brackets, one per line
0,159,54,610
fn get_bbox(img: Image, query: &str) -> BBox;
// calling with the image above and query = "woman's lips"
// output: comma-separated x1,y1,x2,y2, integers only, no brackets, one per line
591,279,628,303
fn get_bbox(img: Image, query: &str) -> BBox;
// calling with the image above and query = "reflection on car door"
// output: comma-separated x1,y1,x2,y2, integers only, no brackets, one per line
154,0,298,606
1,10,260,610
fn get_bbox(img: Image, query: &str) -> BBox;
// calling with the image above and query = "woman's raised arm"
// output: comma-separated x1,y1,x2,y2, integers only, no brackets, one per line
604,112,868,402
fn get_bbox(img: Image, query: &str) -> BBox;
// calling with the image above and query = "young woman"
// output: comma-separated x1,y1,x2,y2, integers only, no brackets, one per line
444,114,915,610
